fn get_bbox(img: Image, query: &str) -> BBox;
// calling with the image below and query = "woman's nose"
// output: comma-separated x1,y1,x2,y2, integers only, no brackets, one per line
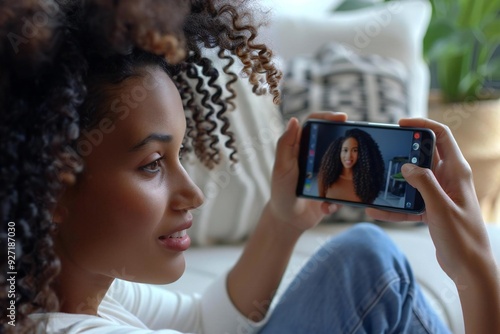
171,165,205,211
189,184,205,210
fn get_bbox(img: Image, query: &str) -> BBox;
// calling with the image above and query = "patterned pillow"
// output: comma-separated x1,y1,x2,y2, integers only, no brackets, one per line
280,43,409,123
280,42,410,222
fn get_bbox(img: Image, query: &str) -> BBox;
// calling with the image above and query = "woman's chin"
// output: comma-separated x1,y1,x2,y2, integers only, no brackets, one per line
158,261,186,284
125,258,187,285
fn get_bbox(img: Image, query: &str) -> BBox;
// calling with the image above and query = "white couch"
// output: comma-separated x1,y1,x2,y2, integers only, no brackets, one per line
163,1,500,333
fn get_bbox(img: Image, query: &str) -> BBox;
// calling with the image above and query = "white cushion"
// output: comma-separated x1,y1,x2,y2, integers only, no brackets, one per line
261,0,431,118
259,0,346,18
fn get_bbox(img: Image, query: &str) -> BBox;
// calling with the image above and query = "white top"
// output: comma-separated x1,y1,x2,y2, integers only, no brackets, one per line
30,274,267,333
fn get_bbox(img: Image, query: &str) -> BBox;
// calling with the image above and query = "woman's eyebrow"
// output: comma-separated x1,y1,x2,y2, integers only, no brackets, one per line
129,133,172,152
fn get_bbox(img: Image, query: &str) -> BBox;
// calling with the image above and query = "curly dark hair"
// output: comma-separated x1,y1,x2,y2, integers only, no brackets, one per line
0,0,282,332
318,128,385,203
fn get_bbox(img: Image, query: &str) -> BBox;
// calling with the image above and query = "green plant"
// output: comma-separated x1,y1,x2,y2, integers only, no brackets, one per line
423,0,500,102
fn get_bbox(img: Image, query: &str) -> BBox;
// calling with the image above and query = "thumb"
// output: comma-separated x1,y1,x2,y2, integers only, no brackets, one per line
274,118,300,174
401,163,450,212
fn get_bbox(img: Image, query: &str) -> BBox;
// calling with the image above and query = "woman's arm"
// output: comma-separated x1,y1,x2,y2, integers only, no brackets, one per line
367,118,500,333
227,113,346,321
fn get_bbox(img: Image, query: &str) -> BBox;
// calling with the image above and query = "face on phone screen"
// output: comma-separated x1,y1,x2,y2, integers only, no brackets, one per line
296,120,435,214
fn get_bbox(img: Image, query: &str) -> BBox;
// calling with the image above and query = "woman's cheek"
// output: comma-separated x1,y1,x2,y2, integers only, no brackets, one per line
117,180,168,230
86,174,167,234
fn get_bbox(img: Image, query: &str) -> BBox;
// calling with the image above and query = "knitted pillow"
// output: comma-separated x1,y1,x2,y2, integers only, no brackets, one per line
280,43,409,123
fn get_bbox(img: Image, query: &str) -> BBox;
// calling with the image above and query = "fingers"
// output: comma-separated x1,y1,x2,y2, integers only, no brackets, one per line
399,118,465,165
365,207,423,223
401,162,454,216
320,202,340,215
431,146,441,171
366,163,455,223
274,117,300,174
307,111,348,122
274,112,346,174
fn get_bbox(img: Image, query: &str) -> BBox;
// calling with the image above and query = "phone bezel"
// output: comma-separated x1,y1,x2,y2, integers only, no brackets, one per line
296,120,435,214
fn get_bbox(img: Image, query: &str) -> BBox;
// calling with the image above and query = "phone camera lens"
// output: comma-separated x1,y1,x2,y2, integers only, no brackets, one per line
412,143,419,150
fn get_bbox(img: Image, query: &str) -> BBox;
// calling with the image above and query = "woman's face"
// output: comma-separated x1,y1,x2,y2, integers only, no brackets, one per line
56,67,204,284
340,137,359,169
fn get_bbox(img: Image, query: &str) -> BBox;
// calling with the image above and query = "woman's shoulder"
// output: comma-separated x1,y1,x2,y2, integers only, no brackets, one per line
326,177,361,202
28,280,187,333
29,311,118,333
29,311,184,333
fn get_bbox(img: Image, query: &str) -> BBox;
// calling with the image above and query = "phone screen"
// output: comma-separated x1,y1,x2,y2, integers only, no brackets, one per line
296,120,435,214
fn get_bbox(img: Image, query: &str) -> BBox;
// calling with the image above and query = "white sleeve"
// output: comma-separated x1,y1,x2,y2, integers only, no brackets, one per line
200,273,270,334
106,274,269,334
104,279,203,332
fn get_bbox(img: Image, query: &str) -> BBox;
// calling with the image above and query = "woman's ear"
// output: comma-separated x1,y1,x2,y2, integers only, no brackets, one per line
59,171,77,186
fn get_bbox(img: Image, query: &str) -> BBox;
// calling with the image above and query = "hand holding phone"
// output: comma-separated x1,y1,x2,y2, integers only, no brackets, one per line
366,118,500,334
296,120,435,214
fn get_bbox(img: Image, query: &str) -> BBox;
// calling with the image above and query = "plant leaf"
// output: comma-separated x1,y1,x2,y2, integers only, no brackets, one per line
334,0,377,11
482,19,500,44
422,0,500,101
423,20,456,60
429,0,455,17
425,27,477,63
484,0,500,18
483,57,500,81
459,71,482,100
457,0,480,27
437,51,466,102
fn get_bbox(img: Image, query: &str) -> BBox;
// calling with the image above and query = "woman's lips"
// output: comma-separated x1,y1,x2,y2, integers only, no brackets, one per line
158,229,191,252
343,160,353,166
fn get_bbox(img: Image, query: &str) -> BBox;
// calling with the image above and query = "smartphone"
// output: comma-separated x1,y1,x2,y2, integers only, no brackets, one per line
296,120,435,214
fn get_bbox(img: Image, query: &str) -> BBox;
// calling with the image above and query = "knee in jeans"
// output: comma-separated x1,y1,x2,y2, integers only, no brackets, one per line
287,223,414,300
322,223,407,269
344,223,397,252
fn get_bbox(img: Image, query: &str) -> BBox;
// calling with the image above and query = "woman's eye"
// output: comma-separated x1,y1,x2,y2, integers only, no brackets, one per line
140,157,164,174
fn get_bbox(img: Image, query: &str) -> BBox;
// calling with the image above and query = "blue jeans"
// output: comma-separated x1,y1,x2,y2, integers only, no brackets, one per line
260,223,451,334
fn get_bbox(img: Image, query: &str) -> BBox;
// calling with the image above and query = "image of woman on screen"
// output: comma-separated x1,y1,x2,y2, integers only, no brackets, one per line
318,128,385,203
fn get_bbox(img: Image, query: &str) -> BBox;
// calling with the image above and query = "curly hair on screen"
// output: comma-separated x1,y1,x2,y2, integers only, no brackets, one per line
0,0,281,332
318,129,385,203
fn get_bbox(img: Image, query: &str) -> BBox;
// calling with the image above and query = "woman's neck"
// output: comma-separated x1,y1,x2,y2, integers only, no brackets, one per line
52,235,113,316
341,168,354,179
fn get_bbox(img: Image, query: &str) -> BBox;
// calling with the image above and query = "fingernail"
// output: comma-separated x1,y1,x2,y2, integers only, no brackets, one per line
401,163,416,174
328,203,338,213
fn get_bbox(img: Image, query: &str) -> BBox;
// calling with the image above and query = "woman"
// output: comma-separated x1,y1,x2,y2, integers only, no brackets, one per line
1,1,283,332
1,1,498,333
318,128,385,203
